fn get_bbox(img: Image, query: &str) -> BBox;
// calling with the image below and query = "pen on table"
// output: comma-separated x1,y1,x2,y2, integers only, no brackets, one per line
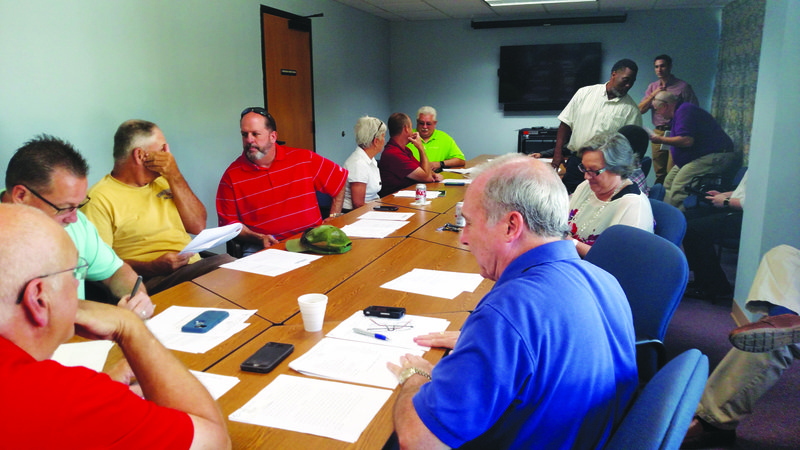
130,275,143,298
353,328,390,341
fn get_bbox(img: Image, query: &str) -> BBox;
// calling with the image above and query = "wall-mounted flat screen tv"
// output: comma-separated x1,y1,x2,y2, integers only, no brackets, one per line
499,42,602,111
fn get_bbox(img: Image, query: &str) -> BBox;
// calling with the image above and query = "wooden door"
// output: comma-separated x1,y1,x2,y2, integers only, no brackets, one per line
260,6,315,152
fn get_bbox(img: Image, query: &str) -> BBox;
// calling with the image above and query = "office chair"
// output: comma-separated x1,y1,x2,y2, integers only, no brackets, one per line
649,198,687,247
649,183,665,201
585,225,689,383
605,349,708,450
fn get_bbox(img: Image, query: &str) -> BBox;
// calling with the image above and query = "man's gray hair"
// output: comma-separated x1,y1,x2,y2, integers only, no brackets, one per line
654,91,679,106
354,116,386,149
472,153,569,238
416,106,437,121
577,132,636,179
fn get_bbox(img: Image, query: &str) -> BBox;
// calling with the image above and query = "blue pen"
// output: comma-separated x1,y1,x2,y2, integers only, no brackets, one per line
353,328,390,341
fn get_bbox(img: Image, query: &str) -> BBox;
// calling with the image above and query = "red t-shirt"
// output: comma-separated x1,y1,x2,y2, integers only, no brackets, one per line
217,145,348,241
0,337,194,449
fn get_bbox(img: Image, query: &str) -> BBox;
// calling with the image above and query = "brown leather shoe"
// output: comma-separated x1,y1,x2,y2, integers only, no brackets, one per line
729,314,800,352
681,417,736,449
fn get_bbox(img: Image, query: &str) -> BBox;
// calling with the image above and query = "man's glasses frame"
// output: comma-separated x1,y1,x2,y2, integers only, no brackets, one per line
16,257,89,304
577,163,608,177
23,184,90,216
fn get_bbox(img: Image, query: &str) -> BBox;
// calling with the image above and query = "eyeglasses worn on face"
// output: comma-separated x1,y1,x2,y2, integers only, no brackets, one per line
16,257,89,304
578,163,608,177
416,120,434,127
23,184,90,216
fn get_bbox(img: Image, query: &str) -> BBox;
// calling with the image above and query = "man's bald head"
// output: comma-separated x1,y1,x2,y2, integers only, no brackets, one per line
0,204,74,305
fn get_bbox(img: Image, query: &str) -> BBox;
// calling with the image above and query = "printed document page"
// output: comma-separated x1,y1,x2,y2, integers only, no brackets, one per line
381,268,484,299
220,248,321,277
146,306,256,353
51,340,115,372
229,374,392,443
289,337,423,388
326,311,450,351
179,222,242,255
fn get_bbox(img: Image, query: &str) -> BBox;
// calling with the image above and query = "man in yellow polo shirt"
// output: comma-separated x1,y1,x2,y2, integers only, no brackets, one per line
407,106,465,172
83,119,233,294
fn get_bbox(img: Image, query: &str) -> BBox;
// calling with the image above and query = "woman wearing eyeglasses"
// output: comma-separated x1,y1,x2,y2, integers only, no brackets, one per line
567,132,654,257
342,116,387,212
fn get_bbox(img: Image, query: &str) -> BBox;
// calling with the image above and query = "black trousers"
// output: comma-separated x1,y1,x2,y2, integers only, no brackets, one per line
683,207,742,293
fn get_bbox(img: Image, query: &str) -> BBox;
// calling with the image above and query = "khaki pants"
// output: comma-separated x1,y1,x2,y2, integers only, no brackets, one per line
663,152,738,210
651,128,674,185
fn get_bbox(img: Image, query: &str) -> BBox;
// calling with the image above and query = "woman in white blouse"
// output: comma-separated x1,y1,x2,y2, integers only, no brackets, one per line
568,132,654,257
342,116,386,212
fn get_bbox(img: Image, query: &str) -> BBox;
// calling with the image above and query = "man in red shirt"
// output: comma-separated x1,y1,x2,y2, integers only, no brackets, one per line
217,107,348,255
0,203,230,449
378,112,443,198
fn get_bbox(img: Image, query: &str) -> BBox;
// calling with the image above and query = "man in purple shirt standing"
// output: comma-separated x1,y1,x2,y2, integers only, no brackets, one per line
639,55,699,184
649,91,737,209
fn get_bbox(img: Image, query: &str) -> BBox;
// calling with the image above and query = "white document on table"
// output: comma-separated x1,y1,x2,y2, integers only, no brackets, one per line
357,211,415,221
220,248,322,276
442,167,476,175
229,374,392,443
393,190,441,199
340,219,409,238
381,268,484,299
146,306,256,354
289,337,423,388
190,370,240,400
179,223,243,255
51,340,115,372
326,311,450,351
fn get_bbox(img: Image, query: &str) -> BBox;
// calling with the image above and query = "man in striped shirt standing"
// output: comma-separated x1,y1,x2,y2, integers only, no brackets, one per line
217,107,348,256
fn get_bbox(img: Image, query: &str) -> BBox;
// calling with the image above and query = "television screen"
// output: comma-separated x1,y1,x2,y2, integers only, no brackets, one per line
499,42,602,111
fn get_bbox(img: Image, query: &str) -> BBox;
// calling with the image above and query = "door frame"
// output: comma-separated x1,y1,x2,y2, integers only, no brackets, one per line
259,5,316,152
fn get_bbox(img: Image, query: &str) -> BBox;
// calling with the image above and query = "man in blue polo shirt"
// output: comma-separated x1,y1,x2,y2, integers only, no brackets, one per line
388,153,638,449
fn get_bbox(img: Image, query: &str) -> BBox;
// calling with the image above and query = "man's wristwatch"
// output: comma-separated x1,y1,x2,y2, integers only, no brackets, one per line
434,161,446,173
398,367,432,384
723,197,730,207
329,212,342,219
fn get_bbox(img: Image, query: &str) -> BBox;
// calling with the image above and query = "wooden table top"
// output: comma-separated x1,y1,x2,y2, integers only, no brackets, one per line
99,281,272,372
317,237,492,322
378,182,466,214
191,237,405,323
328,200,440,238
408,204,469,250
208,312,470,450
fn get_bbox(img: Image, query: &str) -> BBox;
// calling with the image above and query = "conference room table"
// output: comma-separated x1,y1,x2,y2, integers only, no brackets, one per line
91,154,497,448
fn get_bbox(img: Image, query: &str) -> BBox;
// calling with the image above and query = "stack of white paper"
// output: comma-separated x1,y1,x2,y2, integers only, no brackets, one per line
220,248,322,276
443,178,472,185
230,374,393,443
179,223,243,255
338,211,414,238
381,268,484,299
288,311,449,388
146,306,256,353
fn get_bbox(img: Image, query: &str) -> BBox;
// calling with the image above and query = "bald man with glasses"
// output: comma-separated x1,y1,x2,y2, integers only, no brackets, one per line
1,135,155,318
0,203,231,449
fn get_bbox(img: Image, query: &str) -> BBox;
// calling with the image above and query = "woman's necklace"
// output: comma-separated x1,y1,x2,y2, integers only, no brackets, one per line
572,179,628,238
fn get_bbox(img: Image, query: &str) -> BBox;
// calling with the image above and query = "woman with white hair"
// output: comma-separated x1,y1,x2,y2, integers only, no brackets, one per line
568,132,654,257
342,116,386,212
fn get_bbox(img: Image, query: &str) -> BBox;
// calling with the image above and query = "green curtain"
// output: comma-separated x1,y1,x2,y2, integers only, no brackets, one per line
711,0,766,165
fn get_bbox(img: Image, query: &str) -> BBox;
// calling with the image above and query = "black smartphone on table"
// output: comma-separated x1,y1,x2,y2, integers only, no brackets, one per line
363,305,406,319
373,206,399,211
240,342,295,373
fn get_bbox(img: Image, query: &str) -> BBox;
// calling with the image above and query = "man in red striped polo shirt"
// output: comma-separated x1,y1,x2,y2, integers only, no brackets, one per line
217,108,348,256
